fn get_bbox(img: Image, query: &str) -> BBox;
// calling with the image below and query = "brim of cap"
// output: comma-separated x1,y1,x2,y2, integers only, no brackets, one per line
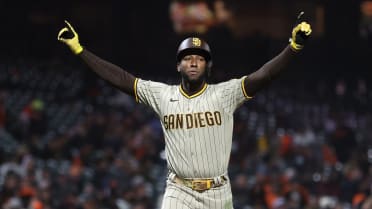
177,48,211,62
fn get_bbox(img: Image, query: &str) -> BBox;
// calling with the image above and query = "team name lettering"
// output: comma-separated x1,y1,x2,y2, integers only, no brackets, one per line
164,111,221,130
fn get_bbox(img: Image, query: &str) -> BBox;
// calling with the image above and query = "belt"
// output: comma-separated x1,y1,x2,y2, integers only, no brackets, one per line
168,172,228,192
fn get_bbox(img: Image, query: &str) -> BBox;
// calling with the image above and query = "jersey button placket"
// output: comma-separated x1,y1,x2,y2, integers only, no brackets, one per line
187,102,191,137
187,99,193,112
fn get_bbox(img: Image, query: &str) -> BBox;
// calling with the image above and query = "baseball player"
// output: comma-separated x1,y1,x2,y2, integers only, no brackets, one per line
57,16,311,209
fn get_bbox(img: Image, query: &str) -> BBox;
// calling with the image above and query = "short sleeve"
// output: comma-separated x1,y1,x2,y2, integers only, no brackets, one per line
219,76,253,113
135,78,167,114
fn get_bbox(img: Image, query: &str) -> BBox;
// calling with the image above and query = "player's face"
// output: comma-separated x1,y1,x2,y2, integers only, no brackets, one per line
178,55,208,82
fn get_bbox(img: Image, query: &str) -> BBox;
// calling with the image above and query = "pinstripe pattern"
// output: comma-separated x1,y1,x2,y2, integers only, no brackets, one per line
136,76,250,209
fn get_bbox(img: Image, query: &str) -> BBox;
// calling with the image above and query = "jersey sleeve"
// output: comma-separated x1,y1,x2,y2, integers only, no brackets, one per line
219,76,253,113
134,78,166,114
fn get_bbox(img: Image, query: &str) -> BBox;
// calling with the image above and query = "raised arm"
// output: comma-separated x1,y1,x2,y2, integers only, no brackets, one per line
57,21,136,96
243,20,312,97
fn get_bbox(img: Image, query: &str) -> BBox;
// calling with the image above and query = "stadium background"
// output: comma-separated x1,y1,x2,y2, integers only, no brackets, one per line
1,0,372,209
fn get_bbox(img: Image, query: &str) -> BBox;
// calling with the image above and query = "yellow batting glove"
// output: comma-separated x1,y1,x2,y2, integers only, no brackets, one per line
289,21,312,52
57,20,83,55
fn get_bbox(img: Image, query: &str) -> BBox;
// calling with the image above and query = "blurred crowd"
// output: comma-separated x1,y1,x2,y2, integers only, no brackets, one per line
1,56,372,209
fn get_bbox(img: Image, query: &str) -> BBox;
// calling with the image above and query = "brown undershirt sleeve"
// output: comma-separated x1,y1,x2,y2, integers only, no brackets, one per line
79,49,136,96
244,46,297,97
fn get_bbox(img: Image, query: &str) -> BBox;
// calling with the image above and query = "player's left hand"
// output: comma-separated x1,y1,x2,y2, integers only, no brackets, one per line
289,21,312,52
57,20,83,55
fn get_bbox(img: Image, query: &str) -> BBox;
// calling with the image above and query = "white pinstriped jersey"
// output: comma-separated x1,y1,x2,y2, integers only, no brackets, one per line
135,76,251,178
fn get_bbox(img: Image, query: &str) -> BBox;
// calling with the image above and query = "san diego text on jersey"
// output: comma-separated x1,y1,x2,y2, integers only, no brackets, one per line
163,111,222,130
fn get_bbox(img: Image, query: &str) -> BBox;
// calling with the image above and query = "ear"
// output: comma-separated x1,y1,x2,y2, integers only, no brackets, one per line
207,61,213,69
177,63,181,72
207,61,212,77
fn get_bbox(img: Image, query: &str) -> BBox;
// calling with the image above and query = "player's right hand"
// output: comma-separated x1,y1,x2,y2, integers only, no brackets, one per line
57,20,83,55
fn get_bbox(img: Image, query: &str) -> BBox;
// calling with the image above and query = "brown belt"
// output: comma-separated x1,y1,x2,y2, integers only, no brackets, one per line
172,175,227,192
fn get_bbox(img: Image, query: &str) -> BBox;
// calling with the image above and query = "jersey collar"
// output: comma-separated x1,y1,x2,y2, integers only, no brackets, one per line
179,83,208,99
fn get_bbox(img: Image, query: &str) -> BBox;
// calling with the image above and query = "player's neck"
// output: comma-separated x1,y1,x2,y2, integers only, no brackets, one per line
181,79,206,96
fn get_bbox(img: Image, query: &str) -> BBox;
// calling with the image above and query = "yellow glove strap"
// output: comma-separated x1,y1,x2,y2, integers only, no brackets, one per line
289,39,303,52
